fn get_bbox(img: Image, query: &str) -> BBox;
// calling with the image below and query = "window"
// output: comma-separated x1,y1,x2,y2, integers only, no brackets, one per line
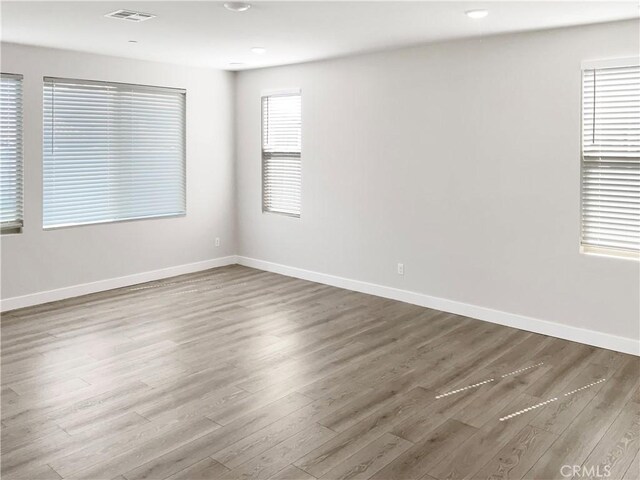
581,60,640,258
43,77,186,229
262,91,301,217
0,73,23,234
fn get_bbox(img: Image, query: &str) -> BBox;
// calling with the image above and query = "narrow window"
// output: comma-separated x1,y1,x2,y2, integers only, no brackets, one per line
581,61,639,258
43,77,186,228
0,73,23,234
262,91,301,217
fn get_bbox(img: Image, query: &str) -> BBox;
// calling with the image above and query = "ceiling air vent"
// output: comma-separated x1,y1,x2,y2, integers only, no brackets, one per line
105,9,156,22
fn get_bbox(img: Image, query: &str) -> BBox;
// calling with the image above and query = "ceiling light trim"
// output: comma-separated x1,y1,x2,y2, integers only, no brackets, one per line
224,2,251,13
465,9,489,19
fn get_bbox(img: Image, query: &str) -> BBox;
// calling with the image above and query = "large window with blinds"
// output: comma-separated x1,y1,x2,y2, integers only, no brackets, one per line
1,73,23,234
262,91,301,217
581,60,639,258
43,77,186,229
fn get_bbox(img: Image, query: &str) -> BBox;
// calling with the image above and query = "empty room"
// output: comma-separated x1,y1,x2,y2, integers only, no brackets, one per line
0,1,639,479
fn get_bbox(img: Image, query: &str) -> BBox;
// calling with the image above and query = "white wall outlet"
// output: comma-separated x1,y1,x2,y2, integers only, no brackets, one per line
397,263,404,275
215,237,220,247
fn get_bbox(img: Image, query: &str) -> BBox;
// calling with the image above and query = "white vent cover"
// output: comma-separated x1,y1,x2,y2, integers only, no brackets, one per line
105,9,156,22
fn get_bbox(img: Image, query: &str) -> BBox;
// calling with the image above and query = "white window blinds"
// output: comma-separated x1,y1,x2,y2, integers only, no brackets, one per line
43,77,186,229
581,63,640,256
0,73,23,233
262,92,301,217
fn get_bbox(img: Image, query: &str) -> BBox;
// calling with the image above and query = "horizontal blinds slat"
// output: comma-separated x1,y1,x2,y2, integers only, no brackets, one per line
582,65,640,159
0,74,23,231
43,77,186,228
581,64,640,254
262,93,301,216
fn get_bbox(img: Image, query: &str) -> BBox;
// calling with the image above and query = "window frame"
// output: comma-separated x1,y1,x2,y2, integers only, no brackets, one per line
0,72,24,235
261,88,302,218
42,77,187,230
580,58,640,260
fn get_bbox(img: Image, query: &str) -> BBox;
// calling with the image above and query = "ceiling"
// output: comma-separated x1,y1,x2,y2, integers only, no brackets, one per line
1,1,637,71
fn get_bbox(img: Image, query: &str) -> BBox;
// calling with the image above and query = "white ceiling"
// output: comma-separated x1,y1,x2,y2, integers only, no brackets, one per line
1,1,637,71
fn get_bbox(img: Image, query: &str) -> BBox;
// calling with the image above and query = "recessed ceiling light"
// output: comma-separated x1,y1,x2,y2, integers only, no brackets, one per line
466,9,489,19
224,2,251,12
229,62,245,67
128,40,138,43
251,47,266,54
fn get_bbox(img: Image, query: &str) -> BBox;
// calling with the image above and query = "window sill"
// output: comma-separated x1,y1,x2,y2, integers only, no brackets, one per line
1,223,23,235
580,245,640,261
262,209,300,219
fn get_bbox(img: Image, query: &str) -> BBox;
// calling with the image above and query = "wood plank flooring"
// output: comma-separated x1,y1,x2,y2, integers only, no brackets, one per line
1,265,638,480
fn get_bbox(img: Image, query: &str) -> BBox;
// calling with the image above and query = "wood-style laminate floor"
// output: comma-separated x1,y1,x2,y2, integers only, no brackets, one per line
1,265,638,480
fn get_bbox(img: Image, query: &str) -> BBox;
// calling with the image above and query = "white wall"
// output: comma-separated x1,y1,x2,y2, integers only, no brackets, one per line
1,43,236,301
2,21,638,352
235,20,640,346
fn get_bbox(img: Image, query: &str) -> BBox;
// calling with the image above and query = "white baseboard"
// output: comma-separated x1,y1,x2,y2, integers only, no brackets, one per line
3,254,636,356
1,256,238,312
237,256,639,356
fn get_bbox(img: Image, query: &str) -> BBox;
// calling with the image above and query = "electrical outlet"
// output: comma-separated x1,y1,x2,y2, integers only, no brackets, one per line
397,263,404,275
215,237,220,247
